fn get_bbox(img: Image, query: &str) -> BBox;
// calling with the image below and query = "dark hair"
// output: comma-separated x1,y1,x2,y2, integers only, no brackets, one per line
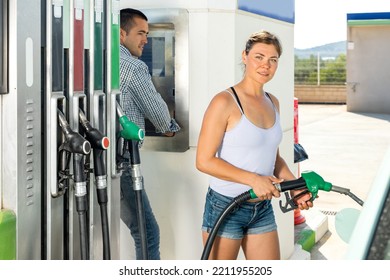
245,30,283,57
120,8,148,33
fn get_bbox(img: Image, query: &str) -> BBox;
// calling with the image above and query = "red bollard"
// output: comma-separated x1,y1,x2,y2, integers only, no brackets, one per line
294,209,306,225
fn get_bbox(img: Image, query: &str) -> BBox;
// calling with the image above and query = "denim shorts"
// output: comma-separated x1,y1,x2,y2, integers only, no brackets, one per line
202,187,277,239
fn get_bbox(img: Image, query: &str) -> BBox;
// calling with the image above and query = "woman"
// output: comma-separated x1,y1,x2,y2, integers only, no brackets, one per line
196,30,313,260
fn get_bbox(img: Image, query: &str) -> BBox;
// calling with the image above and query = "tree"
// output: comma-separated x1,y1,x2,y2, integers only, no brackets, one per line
295,54,346,85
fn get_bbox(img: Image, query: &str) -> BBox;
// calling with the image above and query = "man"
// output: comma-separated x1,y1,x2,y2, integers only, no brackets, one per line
119,8,180,260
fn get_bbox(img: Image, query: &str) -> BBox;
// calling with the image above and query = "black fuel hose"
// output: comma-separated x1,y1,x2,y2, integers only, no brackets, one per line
96,180,110,260
128,140,148,260
79,110,111,259
73,153,89,260
201,190,253,260
135,190,148,259
75,194,88,260
90,147,111,260
58,110,91,260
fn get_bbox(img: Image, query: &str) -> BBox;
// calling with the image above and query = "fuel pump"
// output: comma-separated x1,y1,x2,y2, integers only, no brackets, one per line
78,109,111,259
57,109,91,260
201,171,364,260
116,102,149,259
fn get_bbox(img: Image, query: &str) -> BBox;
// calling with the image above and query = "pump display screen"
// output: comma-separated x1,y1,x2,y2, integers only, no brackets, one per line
143,37,166,77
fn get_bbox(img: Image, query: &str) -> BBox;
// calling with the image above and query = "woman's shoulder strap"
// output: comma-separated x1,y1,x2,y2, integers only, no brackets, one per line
225,86,244,115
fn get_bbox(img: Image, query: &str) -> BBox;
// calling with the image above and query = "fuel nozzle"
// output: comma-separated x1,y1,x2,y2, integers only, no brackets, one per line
79,109,110,151
79,109,109,177
273,171,364,213
116,101,145,141
58,109,91,155
273,171,332,212
275,171,332,196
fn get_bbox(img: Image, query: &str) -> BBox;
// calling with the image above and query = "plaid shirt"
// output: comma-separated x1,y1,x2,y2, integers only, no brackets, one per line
119,45,180,141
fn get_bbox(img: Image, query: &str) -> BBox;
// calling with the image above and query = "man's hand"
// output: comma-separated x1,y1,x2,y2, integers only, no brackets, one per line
163,132,175,137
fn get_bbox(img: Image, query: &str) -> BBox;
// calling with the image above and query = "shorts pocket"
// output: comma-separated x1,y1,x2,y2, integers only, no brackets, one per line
208,191,238,214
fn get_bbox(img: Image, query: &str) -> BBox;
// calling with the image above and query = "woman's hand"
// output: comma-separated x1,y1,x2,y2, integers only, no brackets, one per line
291,190,314,210
251,175,282,200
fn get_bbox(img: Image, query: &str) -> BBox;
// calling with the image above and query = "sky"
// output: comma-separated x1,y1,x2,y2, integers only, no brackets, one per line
294,0,390,49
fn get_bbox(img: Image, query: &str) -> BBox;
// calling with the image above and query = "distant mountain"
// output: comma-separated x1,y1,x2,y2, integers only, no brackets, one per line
294,41,346,59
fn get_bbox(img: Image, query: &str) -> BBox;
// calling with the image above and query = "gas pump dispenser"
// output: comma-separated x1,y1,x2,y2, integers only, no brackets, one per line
2,0,121,260
41,0,119,260
1,0,42,260
43,0,67,260
104,0,122,260
62,0,89,260
83,0,113,260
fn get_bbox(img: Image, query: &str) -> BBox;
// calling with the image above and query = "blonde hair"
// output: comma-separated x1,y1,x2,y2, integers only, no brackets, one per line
244,30,283,57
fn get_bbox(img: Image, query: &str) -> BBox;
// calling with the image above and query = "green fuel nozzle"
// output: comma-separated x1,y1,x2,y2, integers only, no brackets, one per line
273,170,362,212
301,170,332,196
116,102,145,141
273,170,332,212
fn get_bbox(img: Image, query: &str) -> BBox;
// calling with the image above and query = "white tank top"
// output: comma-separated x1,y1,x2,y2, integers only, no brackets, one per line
209,89,283,198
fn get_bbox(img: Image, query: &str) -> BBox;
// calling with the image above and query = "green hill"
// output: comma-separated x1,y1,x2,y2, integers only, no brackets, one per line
294,41,346,59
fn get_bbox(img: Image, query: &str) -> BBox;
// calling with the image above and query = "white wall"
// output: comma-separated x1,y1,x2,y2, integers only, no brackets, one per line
347,25,390,114
119,3,296,260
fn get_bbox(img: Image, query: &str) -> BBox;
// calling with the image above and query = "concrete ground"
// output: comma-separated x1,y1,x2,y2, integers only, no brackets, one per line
294,104,390,260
